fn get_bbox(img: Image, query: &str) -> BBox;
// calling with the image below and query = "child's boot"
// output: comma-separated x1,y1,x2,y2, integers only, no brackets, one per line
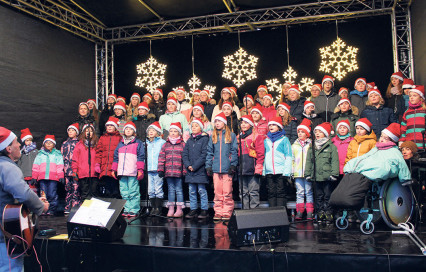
167,202,175,217
306,203,314,220
173,202,184,218
155,198,163,216
295,203,305,220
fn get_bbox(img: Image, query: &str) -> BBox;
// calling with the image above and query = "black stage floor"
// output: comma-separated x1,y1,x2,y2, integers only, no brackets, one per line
23,209,426,272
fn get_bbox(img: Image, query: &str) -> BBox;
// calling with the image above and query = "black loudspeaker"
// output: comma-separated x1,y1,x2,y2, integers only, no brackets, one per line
228,207,289,246
67,198,127,242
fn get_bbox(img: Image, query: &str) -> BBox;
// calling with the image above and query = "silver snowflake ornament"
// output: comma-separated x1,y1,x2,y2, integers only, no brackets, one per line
222,47,258,88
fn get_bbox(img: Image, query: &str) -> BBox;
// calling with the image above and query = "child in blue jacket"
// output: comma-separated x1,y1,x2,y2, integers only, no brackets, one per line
263,116,292,208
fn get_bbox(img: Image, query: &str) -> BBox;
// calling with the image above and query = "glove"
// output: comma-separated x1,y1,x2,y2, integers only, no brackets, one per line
228,165,236,175
94,163,101,174
158,171,165,178
59,178,65,185
328,175,338,182
137,171,144,181
30,179,37,185
71,172,78,181
254,173,262,178
305,176,312,182
111,171,117,179
206,168,213,177
286,176,294,187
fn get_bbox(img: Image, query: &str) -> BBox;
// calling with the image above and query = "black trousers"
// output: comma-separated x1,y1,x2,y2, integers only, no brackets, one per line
79,177,99,201
266,174,287,207
314,181,332,212
99,176,121,198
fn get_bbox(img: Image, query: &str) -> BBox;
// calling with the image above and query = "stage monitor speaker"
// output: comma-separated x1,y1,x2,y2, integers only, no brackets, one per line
67,198,127,242
228,207,289,246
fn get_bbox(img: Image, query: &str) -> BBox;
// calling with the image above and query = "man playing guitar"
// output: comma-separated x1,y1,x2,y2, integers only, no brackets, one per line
0,126,49,271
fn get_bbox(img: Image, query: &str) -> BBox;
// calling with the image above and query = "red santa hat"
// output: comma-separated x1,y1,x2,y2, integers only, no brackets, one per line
79,101,89,108
222,101,233,110
117,96,126,103
193,104,204,114
200,89,210,97
283,82,292,88
368,86,382,98
153,89,163,97
382,123,401,142
311,84,322,92
304,100,315,111
367,82,375,89
0,127,17,151
82,124,95,133
391,72,404,82
322,75,335,86
338,87,349,96
67,123,80,135
169,122,182,134
87,99,97,108
250,105,263,116
297,119,311,137
43,135,56,146
167,97,178,105
402,78,415,89
193,89,201,96
138,102,150,112
176,88,186,94
123,121,137,133
20,128,33,142
114,101,127,112
263,94,273,102
241,115,254,127
221,87,232,95
354,78,367,88
214,112,228,125
191,117,204,130
131,93,141,101
289,84,300,94
355,118,372,132
257,85,268,93
243,94,254,105
336,119,351,131
147,121,162,134
229,87,237,96
314,122,333,138
337,98,351,108
105,116,119,129
168,91,177,98
107,93,117,102
409,85,425,100
277,102,290,113
143,93,152,100
268,116,284,129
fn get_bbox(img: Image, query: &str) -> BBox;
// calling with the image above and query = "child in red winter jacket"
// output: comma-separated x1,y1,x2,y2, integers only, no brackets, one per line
95,117,122,198
158,122,186,218
72,124,99,201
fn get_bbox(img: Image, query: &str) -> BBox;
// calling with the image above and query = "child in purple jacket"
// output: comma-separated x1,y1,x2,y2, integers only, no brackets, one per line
158,122,186,218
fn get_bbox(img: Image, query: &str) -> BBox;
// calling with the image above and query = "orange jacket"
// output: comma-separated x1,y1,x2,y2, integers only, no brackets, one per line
345,131,377,164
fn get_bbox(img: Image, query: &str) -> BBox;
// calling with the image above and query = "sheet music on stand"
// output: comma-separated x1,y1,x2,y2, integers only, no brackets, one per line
70,198,115,228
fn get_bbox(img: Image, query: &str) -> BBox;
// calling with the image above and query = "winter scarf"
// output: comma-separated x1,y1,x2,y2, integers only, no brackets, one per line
123,136,135,145
21,142,37,154
168,136,180,145
376,141,396,150
267,130,285,143
84,139,96,148
297,138,310,147
391,87,402,95
337,133,350,140
192,132,202,138
350,90,368,97
240,127,253,139
315,137,329,150
408,101,423,109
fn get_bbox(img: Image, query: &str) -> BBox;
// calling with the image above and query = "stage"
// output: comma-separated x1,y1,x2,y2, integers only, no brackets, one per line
24,209,426,272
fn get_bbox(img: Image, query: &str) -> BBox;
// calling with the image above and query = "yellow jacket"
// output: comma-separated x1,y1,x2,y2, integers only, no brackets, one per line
344,131,377,164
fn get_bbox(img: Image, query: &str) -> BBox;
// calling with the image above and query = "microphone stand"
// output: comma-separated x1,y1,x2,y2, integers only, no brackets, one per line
238,94,249,210
309,113,317,219
88,129,92,198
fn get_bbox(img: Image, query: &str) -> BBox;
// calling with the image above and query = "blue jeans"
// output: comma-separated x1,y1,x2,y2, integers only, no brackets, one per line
148,172,164,199
39,179,58,214
188,183,208,210
0,241,23,272
295,178,314,204
166,177,183,204
119,176,140,213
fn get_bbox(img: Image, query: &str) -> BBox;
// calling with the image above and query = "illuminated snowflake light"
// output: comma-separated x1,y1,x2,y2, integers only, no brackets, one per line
299,77,315,94
135,56,167,92
204,85,216,98
265,78,282,104
222,47,258,88
319,37,359,81
188,74,201,92
282,66,298,84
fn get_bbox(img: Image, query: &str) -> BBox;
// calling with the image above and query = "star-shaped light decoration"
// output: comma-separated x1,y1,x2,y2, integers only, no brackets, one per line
188,74,201,92
299,77,315,94
222,47,258,88
265,78,282,104
282,66,298,84
319,37,359,80
203,85,216,98
135,56,167,93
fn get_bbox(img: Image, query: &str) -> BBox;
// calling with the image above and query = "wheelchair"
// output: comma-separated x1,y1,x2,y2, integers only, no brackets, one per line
335,178,415,234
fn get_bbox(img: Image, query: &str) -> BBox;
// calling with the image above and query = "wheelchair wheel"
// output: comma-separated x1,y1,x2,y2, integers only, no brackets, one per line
379,179,414,229
360,221,374,235
335,217,349,230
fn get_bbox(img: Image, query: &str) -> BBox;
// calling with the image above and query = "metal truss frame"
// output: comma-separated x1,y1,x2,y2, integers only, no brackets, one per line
0,0,415,104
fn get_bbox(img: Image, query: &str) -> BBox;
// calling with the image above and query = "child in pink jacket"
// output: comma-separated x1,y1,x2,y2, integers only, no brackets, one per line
331,119,353,175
